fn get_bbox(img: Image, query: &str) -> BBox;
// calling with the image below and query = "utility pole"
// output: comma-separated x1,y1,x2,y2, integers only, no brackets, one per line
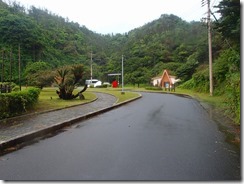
121,55,125,94
208,0,213,96
90,51,93,81
1,49,4,83
202,0,213,96
10,48,12,83
18,44,21,91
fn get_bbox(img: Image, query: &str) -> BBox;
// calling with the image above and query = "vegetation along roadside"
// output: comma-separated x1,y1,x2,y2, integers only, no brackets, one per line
0,0,240,147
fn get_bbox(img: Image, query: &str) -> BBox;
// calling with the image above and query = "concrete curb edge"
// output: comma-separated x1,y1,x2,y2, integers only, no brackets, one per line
0,94,142,153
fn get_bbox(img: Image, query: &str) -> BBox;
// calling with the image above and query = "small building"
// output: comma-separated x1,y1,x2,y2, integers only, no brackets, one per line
151,76,162,87
151,70,180,91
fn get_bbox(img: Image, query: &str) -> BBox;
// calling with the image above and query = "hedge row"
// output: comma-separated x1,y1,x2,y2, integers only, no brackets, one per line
0,87,41,120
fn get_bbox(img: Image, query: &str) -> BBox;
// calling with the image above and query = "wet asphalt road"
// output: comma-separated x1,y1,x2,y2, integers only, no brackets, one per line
0,92,240,181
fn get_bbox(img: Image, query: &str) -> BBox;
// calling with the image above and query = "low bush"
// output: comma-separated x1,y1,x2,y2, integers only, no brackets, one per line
0,87,41,120
179,64,209,93
225,72,240,124
96,84,108,88
145,86,162,91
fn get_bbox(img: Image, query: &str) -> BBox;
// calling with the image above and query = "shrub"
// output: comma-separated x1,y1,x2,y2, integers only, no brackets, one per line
0,87,41,120
192,68,209,93
179,64,209,93
178,78,196,90
225,72,240,124
96,84,108,88
145,86,162,91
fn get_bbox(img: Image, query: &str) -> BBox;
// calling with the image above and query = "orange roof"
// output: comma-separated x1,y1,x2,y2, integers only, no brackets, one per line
161,70,173,84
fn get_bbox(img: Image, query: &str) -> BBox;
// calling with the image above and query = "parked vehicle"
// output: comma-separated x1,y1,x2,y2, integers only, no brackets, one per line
85,79,102,87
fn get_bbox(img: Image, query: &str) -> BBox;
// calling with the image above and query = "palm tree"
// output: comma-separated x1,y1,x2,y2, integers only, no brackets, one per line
55,64,88,100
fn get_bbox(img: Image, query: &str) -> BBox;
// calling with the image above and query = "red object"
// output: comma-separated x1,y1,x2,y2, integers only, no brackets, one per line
112,80,118,88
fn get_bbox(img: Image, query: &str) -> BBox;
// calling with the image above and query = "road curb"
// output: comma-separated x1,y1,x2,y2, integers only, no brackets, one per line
0,95,99,126
0,94,142,153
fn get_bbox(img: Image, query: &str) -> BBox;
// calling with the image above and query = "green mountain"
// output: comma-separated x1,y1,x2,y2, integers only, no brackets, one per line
0,0,240,123
0,0,239,84
0,1,210,80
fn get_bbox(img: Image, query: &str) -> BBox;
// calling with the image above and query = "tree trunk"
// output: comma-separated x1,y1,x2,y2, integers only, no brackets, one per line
73,84,88,99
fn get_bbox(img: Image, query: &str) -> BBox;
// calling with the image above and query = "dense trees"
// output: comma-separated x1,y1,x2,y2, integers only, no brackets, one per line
215,0,240,48
24,61,53,88
0,1,210,86
0,0,240,121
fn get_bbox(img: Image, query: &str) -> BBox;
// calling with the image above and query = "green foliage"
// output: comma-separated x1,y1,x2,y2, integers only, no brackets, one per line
24,61,51,75
151,62,183,77
178,64,209,93
212,48,240,96
224,72,240,123
95,84,108,88
0,87,41,119
55,64,87,100
0,1,209,87
0,0,240,123
215,0,240,48
125,67,150,87
145,86,162,91
191,66,209,93
178,78,195,90
24,61,53,88
0,82,17,92
214,48,240,124
176,55,199,82
180,48,240,124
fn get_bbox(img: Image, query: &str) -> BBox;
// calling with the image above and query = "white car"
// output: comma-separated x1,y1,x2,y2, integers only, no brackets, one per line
85,79,102,87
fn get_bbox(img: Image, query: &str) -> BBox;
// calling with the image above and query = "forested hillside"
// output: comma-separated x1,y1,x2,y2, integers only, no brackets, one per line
0,0,217,81
0,0,240,122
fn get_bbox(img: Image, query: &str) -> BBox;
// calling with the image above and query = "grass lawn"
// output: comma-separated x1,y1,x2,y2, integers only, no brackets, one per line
28,87,141,114
172,88,227,108
123,85,227,109
29,87,97,113
87,87,141,104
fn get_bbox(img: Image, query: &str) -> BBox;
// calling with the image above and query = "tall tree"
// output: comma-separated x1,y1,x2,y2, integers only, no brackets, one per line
215,0,240,48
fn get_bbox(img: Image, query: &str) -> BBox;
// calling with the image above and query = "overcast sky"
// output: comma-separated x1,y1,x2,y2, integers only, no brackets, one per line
13,0,222,34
